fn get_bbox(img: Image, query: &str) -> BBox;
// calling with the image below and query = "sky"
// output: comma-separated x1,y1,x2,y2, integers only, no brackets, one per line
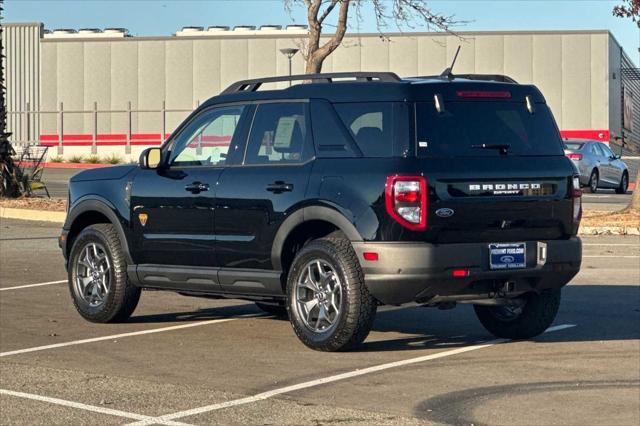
4,0,639,65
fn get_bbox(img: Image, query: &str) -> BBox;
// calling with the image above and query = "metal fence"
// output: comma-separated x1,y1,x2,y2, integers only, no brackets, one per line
8,102,195,155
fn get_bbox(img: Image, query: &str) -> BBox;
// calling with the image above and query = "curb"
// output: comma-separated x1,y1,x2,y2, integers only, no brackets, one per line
579,226,640,236
34,162,112,169
0,207,66,223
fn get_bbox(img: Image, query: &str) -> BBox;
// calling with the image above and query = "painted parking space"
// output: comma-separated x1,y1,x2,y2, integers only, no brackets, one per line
1,219,638,425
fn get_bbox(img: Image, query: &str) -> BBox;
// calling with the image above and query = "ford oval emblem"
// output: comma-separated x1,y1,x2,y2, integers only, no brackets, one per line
500,255,515,264
435,208,454,218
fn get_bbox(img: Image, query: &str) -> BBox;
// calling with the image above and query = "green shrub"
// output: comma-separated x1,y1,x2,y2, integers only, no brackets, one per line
49,156,64,163
68,155,84,163
102,153,123,164
84,155,101,164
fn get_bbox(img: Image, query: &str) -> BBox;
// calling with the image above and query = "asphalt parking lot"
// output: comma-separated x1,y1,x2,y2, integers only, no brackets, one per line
0,218,639,425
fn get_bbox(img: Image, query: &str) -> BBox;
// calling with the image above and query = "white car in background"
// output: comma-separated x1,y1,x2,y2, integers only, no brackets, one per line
563,139,629,194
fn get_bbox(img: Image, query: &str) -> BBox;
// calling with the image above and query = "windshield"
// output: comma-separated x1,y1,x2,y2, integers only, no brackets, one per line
416,101,564,157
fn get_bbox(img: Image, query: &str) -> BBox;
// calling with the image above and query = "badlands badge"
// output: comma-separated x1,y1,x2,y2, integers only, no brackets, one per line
138,213,148,227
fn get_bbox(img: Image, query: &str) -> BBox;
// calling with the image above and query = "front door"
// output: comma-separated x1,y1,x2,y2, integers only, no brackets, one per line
215,102,314,293
130,104,249,267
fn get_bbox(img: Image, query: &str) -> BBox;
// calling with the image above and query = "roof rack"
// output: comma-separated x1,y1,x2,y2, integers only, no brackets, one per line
410,74,518,84
221,72,402,94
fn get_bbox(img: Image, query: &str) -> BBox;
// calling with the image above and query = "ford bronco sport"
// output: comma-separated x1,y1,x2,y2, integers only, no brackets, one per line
60,71,582,351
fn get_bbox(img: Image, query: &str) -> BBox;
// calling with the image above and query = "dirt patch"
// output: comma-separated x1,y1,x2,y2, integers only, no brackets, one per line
581,210,640,227
0,197,67,212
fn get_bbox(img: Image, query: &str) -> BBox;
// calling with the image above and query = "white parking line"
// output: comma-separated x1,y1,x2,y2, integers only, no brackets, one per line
0,314,261,358
582,244,640,247
128,324,576,425
0,280,67,292
583,255,639,258
0,389,191,426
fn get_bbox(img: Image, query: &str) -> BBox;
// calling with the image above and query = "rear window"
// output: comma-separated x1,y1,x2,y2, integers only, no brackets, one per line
334,102,410,157
564,142,584,151
416,101,563,157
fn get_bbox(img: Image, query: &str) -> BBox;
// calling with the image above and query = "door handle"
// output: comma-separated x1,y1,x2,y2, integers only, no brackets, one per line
185,182,210,194
266,181,294,193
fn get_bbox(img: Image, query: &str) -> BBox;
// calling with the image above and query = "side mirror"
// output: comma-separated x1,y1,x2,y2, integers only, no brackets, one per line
139,147,163,169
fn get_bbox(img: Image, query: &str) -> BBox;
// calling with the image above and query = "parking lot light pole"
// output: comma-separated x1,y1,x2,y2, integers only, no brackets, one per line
279,48,299,86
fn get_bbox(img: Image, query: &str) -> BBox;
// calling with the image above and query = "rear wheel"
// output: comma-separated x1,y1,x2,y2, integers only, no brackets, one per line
286,237,377,351
68,224,141,323
474,289,561,339
616,172,629,194
587,170,598,193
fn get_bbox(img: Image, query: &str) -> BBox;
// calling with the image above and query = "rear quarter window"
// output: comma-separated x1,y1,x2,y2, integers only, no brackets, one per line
334,102,411,158
416,101,563,157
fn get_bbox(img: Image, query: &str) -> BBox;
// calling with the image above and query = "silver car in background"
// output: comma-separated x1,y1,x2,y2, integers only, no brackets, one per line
564,139,629,194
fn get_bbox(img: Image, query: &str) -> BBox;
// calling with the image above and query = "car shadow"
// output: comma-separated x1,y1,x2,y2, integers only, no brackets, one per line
124,285,639,352
127,302,260,324
358,284,640,352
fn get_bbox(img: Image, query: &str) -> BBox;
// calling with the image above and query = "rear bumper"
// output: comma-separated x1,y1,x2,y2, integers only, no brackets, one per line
352,238,581,305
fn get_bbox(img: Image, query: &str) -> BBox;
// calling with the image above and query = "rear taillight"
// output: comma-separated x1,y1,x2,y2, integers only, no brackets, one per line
572,175,582,224
385,176,427,231
567,153,583,161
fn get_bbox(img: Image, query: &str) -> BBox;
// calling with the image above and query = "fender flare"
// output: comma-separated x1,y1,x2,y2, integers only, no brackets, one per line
65,197,133,264
270,205,362,271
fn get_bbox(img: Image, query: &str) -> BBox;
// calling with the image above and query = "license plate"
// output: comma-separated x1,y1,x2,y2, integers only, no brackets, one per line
489,243,526,270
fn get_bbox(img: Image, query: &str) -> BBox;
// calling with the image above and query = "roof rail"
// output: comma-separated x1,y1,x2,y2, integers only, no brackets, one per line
221,72,402,94
410,74,518,84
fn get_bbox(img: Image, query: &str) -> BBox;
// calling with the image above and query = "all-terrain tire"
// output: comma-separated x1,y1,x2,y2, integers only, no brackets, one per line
474,289,561,339
286,237,377,351
255,302,288,318
615,172,629,194
68,224,141,323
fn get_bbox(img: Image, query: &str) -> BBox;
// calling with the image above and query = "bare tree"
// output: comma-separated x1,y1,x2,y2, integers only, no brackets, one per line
284,0,460,73
613,0,640,27
0,0,22,198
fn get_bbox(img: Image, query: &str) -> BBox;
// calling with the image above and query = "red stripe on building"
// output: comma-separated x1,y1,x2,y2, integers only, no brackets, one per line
560,130,610,142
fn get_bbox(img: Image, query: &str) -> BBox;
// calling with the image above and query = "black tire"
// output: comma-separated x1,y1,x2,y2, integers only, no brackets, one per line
286,237,377,351
474,289,561,339
587,169,598,193
616,172,629,194
255,302,288,318
68,224,141,323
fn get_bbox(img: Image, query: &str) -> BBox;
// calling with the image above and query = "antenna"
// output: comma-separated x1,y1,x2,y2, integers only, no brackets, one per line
440,45,461,80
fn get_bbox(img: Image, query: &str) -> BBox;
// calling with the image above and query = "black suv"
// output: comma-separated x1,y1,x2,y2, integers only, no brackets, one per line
60,72,582,351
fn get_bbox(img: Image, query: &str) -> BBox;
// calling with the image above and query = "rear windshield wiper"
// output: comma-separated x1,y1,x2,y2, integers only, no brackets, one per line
471,143,511,155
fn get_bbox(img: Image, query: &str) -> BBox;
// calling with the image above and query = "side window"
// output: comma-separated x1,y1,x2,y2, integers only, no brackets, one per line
170,105,245,167
310,100,359,158
599,143,614,158
333,102,410,157
244,103,313,165
593,143,606,157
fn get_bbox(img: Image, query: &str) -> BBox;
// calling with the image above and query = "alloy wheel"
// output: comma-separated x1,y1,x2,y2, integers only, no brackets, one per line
294,259,343,333
74,242,111,307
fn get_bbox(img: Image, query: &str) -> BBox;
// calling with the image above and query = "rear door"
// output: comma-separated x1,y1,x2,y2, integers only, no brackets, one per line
414,95,575,243
214,101,314,292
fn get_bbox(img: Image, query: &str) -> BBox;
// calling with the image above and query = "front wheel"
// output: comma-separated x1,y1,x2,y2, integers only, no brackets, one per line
587,170,598,193
286,237,377,351
616,172,629,194
474,289,561,339
68,224,141,323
